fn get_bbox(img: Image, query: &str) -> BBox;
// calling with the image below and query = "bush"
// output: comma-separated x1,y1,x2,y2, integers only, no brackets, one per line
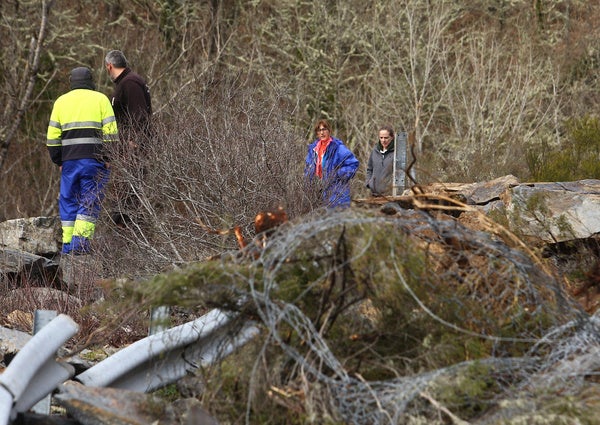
527,116,600,181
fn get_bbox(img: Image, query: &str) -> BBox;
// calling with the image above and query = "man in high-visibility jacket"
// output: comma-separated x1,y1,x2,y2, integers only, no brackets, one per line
46,67,118,254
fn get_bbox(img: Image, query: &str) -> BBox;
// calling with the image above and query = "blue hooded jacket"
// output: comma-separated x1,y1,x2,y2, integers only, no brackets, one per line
304,137,359,208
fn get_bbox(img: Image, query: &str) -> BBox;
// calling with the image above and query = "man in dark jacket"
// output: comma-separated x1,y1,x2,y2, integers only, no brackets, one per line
104,50,152,148
104,50,152,226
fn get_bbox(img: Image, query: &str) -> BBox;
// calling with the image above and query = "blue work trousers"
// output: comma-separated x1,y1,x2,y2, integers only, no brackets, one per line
59,158,109,254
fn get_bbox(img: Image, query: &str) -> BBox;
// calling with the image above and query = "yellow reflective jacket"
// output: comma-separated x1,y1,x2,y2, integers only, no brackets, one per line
46,88,118,165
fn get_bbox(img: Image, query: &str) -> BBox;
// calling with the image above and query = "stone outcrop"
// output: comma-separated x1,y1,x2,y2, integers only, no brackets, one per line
0,326,31,359
387,175,600,247
0,216,61,255
502,179,600,244
0,217,61,285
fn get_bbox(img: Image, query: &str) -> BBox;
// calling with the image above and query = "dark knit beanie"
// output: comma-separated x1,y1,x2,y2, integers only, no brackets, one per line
70,67,95,90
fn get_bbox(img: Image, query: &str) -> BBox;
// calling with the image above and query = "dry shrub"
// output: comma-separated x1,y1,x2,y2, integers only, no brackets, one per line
0,255,148,349
0,141,58,222
96,70,321,278
113,207,589,423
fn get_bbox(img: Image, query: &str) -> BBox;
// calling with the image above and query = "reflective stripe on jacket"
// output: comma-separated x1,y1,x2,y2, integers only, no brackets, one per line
46,89,118,165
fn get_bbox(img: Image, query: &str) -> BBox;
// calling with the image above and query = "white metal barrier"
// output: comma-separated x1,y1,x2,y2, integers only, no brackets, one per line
0,314,78,424
0,387,13,425
76,309,260,392
0,309,259,422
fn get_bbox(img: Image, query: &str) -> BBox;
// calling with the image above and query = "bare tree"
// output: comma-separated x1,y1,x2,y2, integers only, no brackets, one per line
2,0,600,219
438,34,560,180
0,0,54,171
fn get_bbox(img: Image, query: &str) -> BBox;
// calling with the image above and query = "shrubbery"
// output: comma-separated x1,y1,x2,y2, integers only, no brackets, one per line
528,116,600,182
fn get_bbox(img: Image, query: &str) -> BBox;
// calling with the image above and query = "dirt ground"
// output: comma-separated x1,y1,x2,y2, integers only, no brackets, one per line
570,282,600,314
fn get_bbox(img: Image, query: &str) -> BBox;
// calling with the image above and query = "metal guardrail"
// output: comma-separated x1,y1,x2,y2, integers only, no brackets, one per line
0,387,12,425
76,308,259,392
0,308,259,423
0,314,78,424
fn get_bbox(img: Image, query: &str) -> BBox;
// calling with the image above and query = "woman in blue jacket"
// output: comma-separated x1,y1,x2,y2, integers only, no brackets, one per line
304,119,359,208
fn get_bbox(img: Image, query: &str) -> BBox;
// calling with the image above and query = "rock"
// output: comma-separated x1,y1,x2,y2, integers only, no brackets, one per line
55,381,219,425
0,216,61,285
175,374,205,398
173,399,219,425
4,288,82,312
0,248,60,284
59,254,104,295
468,174,520,204
503,179,600,244
380,202,404,215
3,287,83,332
0,325,32,361
0,216,61,256
391,177,600,247
55,381,165,425
5,309,34,333
410,175,519,205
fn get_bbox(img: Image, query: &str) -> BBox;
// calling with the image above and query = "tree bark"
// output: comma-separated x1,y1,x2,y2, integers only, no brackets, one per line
0,0,54,172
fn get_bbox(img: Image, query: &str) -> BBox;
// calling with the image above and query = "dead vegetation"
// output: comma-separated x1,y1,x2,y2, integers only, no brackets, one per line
92,205,597,424
2,1,600,423
2,192,600,423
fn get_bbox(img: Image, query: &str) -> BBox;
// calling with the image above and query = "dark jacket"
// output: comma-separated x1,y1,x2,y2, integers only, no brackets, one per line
305,137,359,208
366,140,395,196
111,68,152,141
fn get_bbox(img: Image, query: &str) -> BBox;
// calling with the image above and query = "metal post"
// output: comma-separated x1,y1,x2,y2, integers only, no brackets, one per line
149,306,170,335
392,131,408,196
31,310,57,415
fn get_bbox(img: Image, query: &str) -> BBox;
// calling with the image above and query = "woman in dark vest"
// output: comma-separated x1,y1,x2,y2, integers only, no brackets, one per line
366,125,395,197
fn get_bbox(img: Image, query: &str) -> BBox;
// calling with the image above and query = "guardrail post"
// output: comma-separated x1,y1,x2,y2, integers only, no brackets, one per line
31,310,57,415
149,305,170,335
392,131,408,196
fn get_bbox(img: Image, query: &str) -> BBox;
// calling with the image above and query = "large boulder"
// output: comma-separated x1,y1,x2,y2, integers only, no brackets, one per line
502,179,600,244
0,326,31,362
406,176,600,246
0,217,61,284
0,248,60,284
0,216,61,256
55,381,219,425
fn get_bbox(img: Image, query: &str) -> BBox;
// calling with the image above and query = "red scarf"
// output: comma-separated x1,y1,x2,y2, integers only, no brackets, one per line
315,137,332,178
